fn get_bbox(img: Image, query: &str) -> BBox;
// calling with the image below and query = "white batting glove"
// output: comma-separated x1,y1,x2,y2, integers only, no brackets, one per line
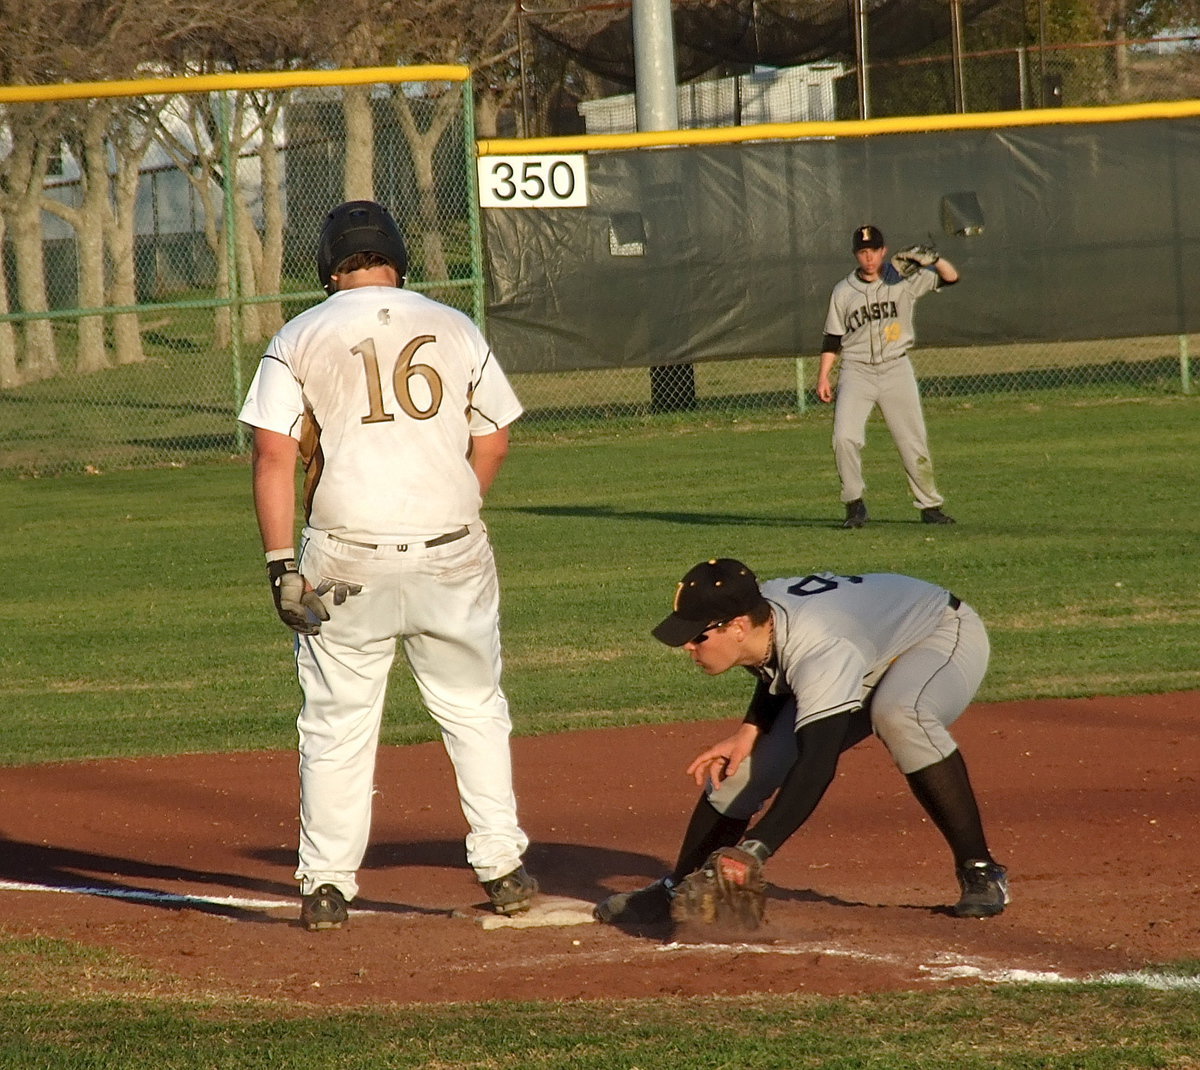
266,555,329,635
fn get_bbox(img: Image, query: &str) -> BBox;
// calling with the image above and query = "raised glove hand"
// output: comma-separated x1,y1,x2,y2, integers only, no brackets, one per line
670,844,767,931
891,243,940,277
267,557,329,635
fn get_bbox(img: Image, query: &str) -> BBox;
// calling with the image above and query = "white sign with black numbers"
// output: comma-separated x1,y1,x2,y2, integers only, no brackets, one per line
477,155,589,209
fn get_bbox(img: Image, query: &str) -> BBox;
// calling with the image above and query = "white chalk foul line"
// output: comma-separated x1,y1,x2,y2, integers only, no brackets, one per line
6,882,1196,992
656,940,1200,990
0,879,292,911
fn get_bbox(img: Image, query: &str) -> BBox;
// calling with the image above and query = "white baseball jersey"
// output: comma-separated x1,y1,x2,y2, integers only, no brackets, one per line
238,286,523,541
757,572,954,727
823,265,941,364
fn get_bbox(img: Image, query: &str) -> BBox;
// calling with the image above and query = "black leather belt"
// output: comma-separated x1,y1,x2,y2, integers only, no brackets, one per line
424,525,471,548
948,593,961,610
329,525,470,552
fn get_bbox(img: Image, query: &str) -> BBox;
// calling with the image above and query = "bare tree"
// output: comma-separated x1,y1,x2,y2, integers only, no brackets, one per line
139,0,314,345
322,18,394,201
2,107,61,382
0,0,71,386
1094,0,1200,100
248,92,286,336
105,104,156,366
2,0,160,381
294,0,521,284
44,102,116,375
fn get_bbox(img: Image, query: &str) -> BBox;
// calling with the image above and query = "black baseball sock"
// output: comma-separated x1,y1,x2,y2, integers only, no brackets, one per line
670,797,749,882
905,749,992,867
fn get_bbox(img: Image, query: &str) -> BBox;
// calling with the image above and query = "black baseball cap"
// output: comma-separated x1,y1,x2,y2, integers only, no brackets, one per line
652,558,767,647
852,224,886,250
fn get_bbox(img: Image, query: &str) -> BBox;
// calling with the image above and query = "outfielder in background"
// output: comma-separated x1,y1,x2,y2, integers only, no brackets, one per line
817,225,960,529
594,558,1008,928
238,200,538,930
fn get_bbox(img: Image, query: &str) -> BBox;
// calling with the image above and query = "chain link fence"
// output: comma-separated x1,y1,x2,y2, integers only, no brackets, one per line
570,37,1200,130
1,56,1197,476
0,68,480,477
854,35,1200,118
507,336,1195,434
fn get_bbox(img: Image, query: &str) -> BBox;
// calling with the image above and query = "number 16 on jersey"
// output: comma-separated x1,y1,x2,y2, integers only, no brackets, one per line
477,155,589,209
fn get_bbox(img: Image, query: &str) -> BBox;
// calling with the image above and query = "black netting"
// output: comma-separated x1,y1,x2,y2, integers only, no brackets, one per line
529,0,1010,85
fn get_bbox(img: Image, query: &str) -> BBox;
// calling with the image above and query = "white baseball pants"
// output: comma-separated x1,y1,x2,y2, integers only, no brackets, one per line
293,525,528,900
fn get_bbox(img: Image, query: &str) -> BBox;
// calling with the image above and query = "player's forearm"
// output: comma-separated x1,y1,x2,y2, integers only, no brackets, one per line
816,351,839,401
469,427,510,497
934,257,959,284
743,711,850,855
251,430,299,552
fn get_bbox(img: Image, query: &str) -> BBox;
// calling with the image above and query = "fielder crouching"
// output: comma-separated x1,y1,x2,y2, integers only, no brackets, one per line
594,558,1008,928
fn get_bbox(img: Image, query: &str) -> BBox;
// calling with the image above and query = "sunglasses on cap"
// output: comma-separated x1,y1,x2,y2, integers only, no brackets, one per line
691,621,729,644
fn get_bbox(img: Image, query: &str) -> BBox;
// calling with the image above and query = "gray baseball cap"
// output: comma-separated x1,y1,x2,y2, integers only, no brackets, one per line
652,558,766,647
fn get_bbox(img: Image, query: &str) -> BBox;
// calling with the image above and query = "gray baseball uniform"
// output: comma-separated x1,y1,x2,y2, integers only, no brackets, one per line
708,571,989,819
593,556,1006,924
823,264,946,509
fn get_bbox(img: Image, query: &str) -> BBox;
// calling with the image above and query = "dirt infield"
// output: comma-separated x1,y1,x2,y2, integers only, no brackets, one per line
1,692,1196,1006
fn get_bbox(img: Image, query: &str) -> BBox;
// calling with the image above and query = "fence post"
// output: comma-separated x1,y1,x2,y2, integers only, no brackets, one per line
794,357,808,413
462,76,487,334
1180,335,1193,394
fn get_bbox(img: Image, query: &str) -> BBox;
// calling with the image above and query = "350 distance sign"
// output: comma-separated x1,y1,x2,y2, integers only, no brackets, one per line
477,155,589,209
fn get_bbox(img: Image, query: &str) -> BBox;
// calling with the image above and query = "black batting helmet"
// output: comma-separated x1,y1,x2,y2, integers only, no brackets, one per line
316,200,408,294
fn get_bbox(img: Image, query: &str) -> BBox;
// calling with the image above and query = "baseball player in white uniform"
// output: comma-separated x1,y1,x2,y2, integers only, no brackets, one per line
817,225,959,528
595,557,1008,925
238,201,537,930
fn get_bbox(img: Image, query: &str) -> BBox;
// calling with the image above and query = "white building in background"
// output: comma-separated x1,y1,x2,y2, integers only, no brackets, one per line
578,63,846,134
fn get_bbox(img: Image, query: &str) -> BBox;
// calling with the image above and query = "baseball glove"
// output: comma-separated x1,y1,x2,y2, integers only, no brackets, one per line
891,243,940,278
670,846,766,931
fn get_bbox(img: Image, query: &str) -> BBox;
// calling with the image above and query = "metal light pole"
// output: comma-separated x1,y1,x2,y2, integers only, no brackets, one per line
632,0,694,411
632,0,680,132
850,0,870,119
1037,0,1047,107
950,0,966,112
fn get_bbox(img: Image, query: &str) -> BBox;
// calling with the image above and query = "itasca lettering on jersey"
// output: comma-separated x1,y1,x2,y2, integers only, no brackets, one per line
845,300,899,333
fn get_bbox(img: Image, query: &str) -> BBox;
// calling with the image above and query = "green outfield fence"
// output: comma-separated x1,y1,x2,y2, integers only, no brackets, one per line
0,67,1196,476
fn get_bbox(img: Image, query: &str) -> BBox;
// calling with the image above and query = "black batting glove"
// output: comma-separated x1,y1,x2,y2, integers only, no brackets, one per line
266,556,329,635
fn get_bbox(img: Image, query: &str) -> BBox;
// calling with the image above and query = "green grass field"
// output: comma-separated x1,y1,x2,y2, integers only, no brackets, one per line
5,392,1199,764
3,392,1199,1065
3,943,1199,1070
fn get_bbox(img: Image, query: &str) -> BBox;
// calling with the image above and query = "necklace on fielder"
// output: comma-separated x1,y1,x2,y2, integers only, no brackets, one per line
753,617,776,678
